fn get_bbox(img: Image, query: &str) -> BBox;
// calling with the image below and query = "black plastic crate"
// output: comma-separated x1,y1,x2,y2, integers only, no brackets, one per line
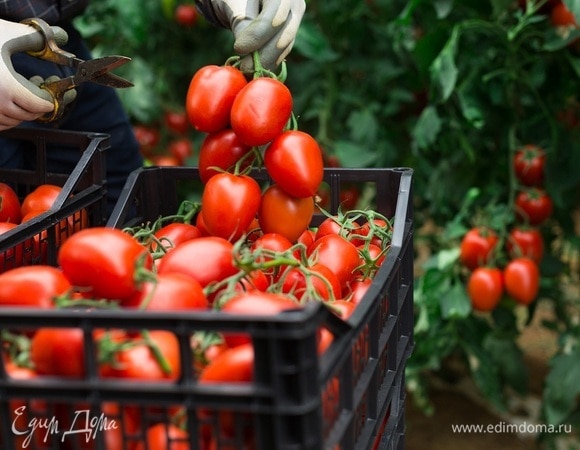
0,167,413,450
0,128,108,268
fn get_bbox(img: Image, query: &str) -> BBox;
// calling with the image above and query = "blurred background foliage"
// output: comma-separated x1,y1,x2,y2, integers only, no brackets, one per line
75,0,580,445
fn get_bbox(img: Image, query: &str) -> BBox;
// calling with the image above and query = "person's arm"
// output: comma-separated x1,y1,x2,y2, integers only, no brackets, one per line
195,0,306,71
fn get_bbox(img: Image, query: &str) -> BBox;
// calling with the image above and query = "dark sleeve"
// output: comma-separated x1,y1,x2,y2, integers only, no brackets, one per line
194,0,227,28
0,0,89,24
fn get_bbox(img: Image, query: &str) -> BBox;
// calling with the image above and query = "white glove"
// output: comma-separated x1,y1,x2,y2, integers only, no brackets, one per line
203,0,306,71
0,20,68,130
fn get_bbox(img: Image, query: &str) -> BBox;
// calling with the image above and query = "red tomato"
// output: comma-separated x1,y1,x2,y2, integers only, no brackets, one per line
220,291,300,347
506,227,544,263
345,277,373,305
281,263,342,302
164,110,190,134
230,77,293,146
201,173,262,242
31,328,85,377
315,217,344,240
100,330,181,380
168,138,193,164
150,155,181,167
198,129,254,184
350,218,391,248
58,227,153,301
258,184,314,242
356,243,386,276
0,265,70,308
551,2,577,27
0,182,22,223
134,423,190,450
133,125,161,155
307,234,361,291
467,267,504,312
297,229,316,248
0,222,24,271
339,184,361,211
123,272,208,310
264,130,324,198
504,257,540,305
157,236,238,288
459,227,498,270
327,299,356,319
199,342,254,383
515,188,553,226
175,4,199,27
152,222,202,253
21,184,61,216
186,65,248,133
513,144,546,186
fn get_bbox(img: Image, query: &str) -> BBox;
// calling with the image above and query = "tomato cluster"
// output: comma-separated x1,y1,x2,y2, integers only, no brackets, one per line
0,198,392,447
185,55,325,243
460,143,553,312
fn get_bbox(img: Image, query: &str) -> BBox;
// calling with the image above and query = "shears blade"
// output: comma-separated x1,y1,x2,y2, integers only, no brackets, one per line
72,55,134,89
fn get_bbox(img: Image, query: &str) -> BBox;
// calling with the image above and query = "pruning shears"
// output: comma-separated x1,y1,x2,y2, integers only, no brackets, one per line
19,18,133,122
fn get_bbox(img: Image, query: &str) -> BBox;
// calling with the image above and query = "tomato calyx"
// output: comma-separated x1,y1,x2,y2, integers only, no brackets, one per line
1,330,33,370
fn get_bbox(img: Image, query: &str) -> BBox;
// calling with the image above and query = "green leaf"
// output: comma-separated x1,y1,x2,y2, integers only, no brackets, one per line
433,0,454,18
567,52,580,78
484,333,529,395
429,25,460,103
544,345,580,425
439,281,472,319
347,109,378,144
412,106,442,149
334,140,377,168
294,22,340,62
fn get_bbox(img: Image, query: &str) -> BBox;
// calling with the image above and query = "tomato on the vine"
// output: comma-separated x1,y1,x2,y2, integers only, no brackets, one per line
133,125,160,155
264,130,324,198
258,184,314,242
152,222,202,253
513,144,546,187
157,236,238,288
467,267,504,312
0,182,21,223
124,272,208,310
281,262,342,302
31,328,85,377
198,128,254,184
515,188,553,226
230,77,293,146
504,257,540,305
459,227,498,270
174,4,199,27
198,342,254,383
550,2,578,27
506,227,544,263
58,227,152,301
0,265,71,308
186,65,248,133
307,234,360,291
201,172,262,242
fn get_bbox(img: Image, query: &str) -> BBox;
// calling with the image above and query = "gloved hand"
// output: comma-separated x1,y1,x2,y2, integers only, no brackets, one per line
0,19,69,130
198,0,306,71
